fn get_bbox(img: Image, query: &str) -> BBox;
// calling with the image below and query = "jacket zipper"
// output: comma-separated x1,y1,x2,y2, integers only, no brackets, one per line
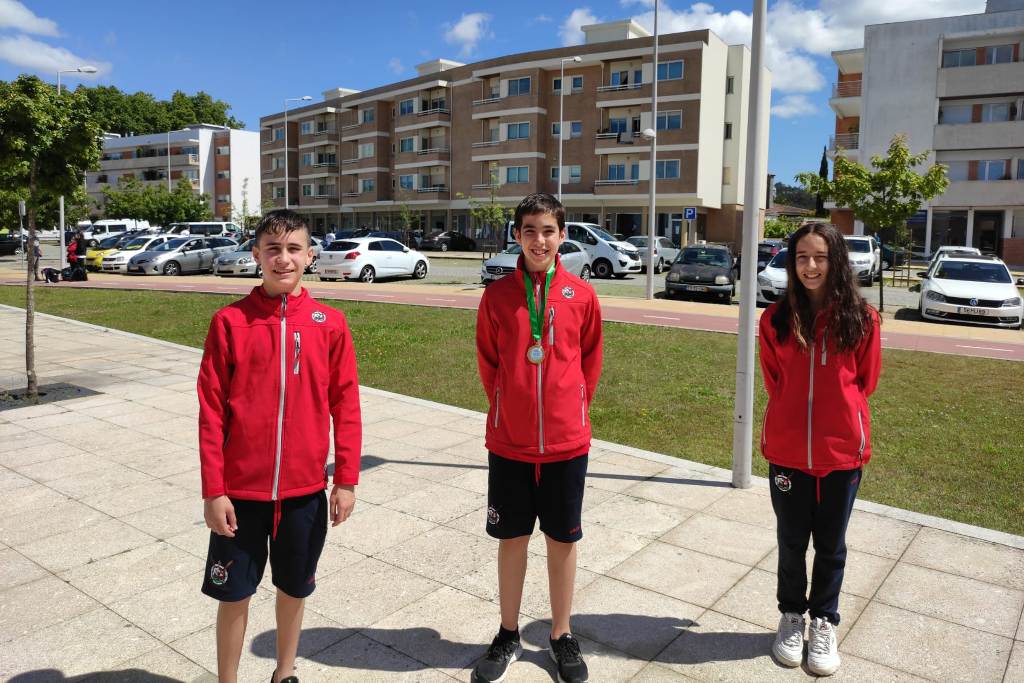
760,397,770,451
549,306,555,346
857,409,866,463
493,388,501,428
821,329,828,366
272,294,288,500
807,339,815,470
580,384,587,427
537,363,545,453
293,331,301,375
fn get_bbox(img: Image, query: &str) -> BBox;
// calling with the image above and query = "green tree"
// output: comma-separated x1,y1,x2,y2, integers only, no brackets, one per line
763,216,799,239
231,178,265,233
396,202,421,233
796,135,949,246
101,176,149,219
77,84,243,135
458,164,511,251
0,75,102,399
772,182,815,210
100,176,211,226
815,147,828,216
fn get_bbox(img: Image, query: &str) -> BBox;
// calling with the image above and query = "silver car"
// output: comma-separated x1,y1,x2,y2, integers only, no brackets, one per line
101,234,172,273
127,237,238,276
481,240,591,284
626,236,680,274
214,237,323,277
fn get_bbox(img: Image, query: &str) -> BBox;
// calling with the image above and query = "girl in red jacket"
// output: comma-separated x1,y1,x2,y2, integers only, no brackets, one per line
759,222,881,677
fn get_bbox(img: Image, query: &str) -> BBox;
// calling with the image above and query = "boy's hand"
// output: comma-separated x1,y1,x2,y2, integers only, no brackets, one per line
329,485,355,527
204,495,237,537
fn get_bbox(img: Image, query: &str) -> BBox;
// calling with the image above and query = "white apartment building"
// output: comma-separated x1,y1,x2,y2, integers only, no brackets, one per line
86,124,261,222
828,0,1024,265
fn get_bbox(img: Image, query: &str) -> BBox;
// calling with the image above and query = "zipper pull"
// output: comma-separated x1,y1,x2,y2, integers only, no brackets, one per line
293,331,301,375
821,329,828,366
549,306,555,346
281,293,288,316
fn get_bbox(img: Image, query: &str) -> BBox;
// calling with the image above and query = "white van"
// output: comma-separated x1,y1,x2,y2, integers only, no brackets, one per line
81,219,151,245
504,220,641,278
164,222,242,239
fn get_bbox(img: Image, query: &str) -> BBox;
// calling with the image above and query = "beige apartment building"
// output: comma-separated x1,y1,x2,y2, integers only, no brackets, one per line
260,20,769,248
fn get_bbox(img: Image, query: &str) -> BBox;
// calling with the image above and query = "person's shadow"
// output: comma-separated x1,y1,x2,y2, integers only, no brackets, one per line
8,670,182,682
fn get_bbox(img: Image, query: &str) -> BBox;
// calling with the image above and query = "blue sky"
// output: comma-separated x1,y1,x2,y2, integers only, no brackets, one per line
0,0,987,187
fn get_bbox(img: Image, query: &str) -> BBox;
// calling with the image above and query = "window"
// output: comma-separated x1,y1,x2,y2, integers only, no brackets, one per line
317,152,336,165
381,240,405,252
399,98,415,116
566,165,581,183
942,48,976,68
273,128,284,141
359,142,375,158
1019,159,1024,180
360,178,375,192
551,122,561,137
552,77,562,92
274,186,285,198
216,170,230,179
631,163,640,180
316,183,335,196
609,118,627,134
302,184,313,197
657,60,684,81
183,169,198,181
610,70,629,86
979,159,1008,180
945,161,969,181
216,145,230,155
571,75,583,92
271,156,284,170
361,108,374,123
939,104,972,124
399,137,415,153
507,122,530,140
608,164,625,181
724,122,733,139
181,146,198,156
726,76,734,94
398,175,414,190
508,77,531,96
981,103,1011,122
300,122,313,135
986,44,1013,64
570,121,582,138
656,111,682,130
506,166,529,183
299,153,310,166
656,160,680,179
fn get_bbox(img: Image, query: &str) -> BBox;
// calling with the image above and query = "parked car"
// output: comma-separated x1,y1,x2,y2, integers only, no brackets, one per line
419,230,476,252
843,235,880,284
213,236,323,277
162,222,242,239
665,244,737,303
317,237,429,283
626,236,680,274
756,248,788,305
127,236,238,275
503,220,641,278
82,219,151,246
480,240,591,284
756,239,786,272
918,255,1024,329
0,234,20,256
101,234,172,273
926,246,981,273
85,233,137,271
879,243,908,270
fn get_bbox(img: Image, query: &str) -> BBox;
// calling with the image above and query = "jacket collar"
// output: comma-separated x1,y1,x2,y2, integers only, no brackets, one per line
514,254,566,288
246,286,310,318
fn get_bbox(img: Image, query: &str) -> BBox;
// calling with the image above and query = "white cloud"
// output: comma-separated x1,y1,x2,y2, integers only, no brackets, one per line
771,94,817,119
533,14,553,23
0,35,110,77
388,57,405,75
560,8,600,46
444,12,491,57
0,0,59,37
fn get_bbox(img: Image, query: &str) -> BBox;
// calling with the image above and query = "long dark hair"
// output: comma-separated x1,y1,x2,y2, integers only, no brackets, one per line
771,222,874,352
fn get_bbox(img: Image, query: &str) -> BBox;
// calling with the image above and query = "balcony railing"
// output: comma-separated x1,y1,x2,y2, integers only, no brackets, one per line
313,128,337,136
595,179,640,186
341,191,360,197
340,123,361,131
831,80,862,98
471,182,499,190
417,107,449,116
417,146,450,155
262,138,283,145
472,140,501,148
342,158,363,165
829,133,860,150
597,83,644,93
313,160,338,167
472,94,502,106
417,185,448,193
312,191,337,198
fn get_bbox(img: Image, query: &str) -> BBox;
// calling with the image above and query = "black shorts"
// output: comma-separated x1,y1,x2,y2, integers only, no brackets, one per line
486,452,588,544
202,490,327,602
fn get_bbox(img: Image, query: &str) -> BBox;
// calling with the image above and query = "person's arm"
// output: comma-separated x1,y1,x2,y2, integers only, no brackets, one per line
197,314,237,536
856,307,882,397
329,317,362,490
580,293,604,403
476,292,499,398
758,312,781,398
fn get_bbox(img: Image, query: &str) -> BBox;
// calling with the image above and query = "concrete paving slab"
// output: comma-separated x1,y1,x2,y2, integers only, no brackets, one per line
902,526,1024,591
1006,641,1024,683
0,547,48,590
328,502,436,557
0,575,100,643
610,541,750,608
660,512,777,566
60,540,203,604
15,517,154,573
293,632,453,682
583,492,692,539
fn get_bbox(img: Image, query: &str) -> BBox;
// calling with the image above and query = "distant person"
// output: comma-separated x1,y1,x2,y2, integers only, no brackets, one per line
197,209,362,683
473,193,602,683
759,222,881,677
324,229,336,245
32,237,42,281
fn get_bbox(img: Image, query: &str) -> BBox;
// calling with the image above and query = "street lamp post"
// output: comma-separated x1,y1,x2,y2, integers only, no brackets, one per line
166,131,171,191
557,56,581,202
283,96,312,209
644,0,660,301
56,66,97,269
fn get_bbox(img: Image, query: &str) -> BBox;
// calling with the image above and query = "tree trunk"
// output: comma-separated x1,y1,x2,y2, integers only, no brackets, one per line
24,162,38,401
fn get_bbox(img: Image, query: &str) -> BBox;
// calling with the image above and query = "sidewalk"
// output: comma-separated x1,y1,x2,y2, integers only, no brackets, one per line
0,308,1022,682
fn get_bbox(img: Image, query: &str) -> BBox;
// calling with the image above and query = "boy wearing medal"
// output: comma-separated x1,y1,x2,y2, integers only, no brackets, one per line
473,193,603,683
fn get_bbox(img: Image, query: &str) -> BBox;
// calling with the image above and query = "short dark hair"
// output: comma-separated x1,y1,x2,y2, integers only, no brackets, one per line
513,193,565,233
254,209,310,246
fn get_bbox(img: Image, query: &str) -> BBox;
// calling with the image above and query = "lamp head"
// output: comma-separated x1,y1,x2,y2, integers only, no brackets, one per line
641,128,656,141
572,56,582,63
78,66,98,74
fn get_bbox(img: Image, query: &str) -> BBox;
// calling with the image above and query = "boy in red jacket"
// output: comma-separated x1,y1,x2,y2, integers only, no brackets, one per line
473,193,602,683
197,210,361,683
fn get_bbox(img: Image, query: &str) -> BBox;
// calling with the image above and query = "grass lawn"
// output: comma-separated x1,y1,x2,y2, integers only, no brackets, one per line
2,285,1022,536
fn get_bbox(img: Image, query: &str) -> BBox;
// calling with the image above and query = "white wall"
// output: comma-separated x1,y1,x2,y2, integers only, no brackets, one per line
696,36,728,209
721,44,748,206
229,130,262,219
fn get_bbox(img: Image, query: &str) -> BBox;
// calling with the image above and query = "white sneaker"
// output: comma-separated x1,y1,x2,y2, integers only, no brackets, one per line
807,616,840,676
772,612,805,667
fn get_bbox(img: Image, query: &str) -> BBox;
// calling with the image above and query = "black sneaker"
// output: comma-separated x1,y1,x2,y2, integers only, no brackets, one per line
472,633,523,682
549,633,589,683
270,673,299,683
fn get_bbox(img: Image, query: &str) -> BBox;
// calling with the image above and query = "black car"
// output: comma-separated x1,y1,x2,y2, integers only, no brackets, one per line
879,244,908,270
419,230,476,252
665,244,736,303
0,234,20,256
756,239,785,271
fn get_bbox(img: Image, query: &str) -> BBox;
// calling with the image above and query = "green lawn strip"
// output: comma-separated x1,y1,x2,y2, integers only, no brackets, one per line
2,285,1021,535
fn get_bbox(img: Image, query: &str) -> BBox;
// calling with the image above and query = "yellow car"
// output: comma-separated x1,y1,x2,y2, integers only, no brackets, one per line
85,233,133,271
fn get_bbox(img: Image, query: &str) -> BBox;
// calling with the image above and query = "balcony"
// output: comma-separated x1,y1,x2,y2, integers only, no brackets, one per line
472,94,502,106
417,184,448,193
596,83,652,107
312,160,338,168
938,61,1024,98
341,191,361,197
596,83,644,93
471,140,501,148
595,179,647,195
828,133,860,156
313,127,337,136
417,145,449,155
934,120,1022,151
932,179,1024,208
829,80,862,117
100,153,199,171
594,179,640,186
471,182,499,190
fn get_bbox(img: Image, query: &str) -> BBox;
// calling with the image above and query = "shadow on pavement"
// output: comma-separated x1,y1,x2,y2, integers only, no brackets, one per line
9,670,182,682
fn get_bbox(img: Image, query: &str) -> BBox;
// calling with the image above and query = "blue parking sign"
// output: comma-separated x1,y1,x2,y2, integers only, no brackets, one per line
684,207,697,220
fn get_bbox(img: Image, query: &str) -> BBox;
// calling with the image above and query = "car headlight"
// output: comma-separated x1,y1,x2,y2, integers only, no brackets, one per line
612,244,632,255
757,275,770,286
715,275,730,285
925,291,945,302
1003,297,1022,307
238,256,253,265
666,272,680,282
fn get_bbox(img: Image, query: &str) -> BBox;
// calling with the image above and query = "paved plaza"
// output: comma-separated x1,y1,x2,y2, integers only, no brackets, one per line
0,305,1022,682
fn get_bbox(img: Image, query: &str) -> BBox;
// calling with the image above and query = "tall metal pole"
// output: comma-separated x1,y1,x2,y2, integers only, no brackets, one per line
57,72,65,269
731,0,769,489
644,0,660,300
283,100,290,210
558,59,566,202
166,131,172,191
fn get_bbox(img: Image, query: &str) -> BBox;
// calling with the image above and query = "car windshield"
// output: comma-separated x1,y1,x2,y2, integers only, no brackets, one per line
768,249,788,268
587,225,617,242
846,240,871,253
237,239,254,251
679,248,730,267
935,261,1011,284
98,235,121,248
627,237,648,247
758,243,779,254
123,238,152,250
504,245,523,254
154,238,187,252
325,240,359,252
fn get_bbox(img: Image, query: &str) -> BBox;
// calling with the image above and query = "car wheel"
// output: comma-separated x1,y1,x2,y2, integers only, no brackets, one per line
592,259,612,279
412,260,427,279
579,264,591,282
163,261,181,276
255,265,263,278
88,239,98,248
882,259,891,271
359,265,375,283
654,259,664,275
440,243,449,253
306,258,318,274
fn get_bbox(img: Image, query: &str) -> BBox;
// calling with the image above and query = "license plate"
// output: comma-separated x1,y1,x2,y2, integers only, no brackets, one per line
128,266,140,272
685,285,709,292
957,307,988,316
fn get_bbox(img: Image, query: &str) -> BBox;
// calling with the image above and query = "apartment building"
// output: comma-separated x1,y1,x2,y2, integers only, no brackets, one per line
828,0,1024,264
260,20,769,249
86,125,261,222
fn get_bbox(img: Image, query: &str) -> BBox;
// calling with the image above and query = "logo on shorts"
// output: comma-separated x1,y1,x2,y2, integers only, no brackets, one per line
312,310,326,323
487,506,500,525
209,560,233,586
561,286,575,299
773,473,792,493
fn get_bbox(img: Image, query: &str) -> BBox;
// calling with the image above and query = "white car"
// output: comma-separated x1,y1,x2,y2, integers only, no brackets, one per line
504,220,641,278
318,237,429,283
481,240,591,284
214,237,323,277
756,248,788,304
926,246,981,272
626,236,680,274
918,255,1024,329
101,234,173,273
843,236,880,284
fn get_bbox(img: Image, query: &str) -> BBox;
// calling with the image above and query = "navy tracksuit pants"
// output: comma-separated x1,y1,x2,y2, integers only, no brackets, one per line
768,463,861,625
